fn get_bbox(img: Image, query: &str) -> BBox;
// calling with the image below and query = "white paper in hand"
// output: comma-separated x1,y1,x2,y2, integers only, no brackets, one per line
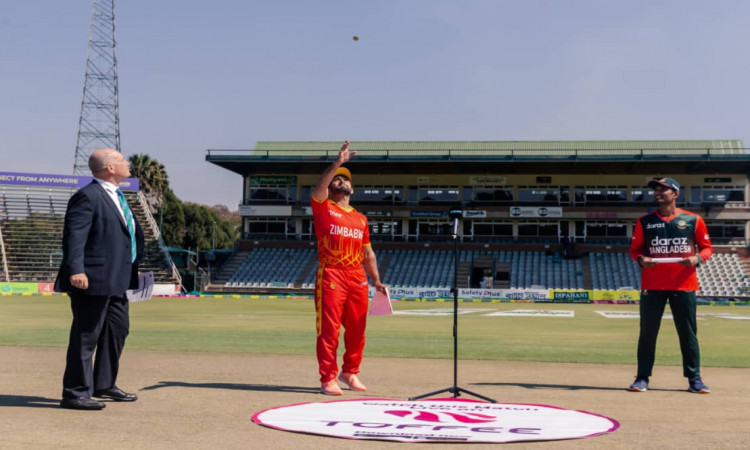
126,271,154,302
652,257,683,264
369,288,393,316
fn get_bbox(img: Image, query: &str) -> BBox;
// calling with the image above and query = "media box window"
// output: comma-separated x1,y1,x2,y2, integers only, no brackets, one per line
247,184,296,204
410,186,460,204
517,186,561,203
689,186,744,205
354,186,404,204
464,186,514,204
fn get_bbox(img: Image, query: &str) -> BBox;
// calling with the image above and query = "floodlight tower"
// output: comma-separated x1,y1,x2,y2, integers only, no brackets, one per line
73,0,121,174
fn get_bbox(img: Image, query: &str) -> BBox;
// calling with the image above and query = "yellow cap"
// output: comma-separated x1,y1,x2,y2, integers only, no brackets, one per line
333,166,352,183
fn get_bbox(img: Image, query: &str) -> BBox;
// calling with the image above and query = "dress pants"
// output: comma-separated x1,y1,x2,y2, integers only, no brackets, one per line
62,293,129,399
637,290,700,379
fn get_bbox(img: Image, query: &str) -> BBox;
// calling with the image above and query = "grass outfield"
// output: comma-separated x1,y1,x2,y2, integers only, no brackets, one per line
1,295,748,367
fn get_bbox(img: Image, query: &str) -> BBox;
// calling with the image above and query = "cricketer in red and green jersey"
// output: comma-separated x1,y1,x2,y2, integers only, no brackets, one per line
630,208,713,291
628,177,713,393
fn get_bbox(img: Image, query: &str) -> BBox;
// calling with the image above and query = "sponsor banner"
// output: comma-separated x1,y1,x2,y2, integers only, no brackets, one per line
389,288,549,301
591,300,639,305
252,398,619,444
37,283,55,294
389,287,453,299
549,290,592,302
238,205,292,216
591,290,640,302
704,177,732,183
249,176,296,185
0,282,176,296
0,171,139,190
462,210,486,218
470,175,507,185
509,206,562,218
461,289,549,301
410,211,447,218
117,178,140,191
483,309,574,317
0,283,40,295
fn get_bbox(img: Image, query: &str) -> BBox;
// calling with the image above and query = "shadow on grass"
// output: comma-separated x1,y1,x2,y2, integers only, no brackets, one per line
140,381,320,394
0,394,60,408
471,382,685,392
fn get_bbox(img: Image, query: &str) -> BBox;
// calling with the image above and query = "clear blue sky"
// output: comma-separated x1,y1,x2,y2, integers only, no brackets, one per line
2,0,749,207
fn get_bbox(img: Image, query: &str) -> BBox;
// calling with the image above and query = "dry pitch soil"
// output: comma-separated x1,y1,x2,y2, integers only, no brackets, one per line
1,347,748,449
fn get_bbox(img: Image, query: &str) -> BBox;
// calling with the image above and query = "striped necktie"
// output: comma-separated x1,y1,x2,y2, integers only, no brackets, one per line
116,188,137,263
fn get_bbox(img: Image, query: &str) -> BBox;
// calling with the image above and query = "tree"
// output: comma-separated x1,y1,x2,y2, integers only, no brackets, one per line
158,188,185,248
125,154,239,250
182,203,239,250
128,153,169,214
210,204,241,229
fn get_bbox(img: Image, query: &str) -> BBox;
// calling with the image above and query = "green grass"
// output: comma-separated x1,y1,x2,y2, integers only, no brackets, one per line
1,295,749,367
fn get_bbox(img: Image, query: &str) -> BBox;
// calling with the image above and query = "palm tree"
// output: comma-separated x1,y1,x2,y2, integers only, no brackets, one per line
128,153,169,214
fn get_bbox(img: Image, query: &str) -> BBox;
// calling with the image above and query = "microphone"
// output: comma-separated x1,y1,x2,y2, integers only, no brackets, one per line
448,207,463,237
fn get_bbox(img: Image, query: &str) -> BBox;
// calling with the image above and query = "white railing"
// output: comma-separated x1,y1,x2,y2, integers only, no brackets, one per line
0,225,9,282
135,190,182,287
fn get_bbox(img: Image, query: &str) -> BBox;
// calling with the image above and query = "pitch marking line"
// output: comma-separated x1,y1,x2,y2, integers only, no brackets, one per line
483,309,574,317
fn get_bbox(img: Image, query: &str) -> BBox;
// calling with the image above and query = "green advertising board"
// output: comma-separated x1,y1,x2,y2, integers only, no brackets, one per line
551,290,591,302
0,283,39,295
249,176,297,185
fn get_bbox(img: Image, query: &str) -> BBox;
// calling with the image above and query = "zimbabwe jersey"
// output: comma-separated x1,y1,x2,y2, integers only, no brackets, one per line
630,208,713,291
311,196,371,268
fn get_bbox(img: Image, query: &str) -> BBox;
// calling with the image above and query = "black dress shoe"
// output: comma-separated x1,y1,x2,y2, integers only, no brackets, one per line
60,397,106,410
93,387,137,402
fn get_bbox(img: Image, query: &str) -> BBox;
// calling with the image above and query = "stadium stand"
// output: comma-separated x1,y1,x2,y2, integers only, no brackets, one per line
0,183,180,286
382,249,455,289
697,252,750,298
509,251,584,289
214,247,586,291
210,246,748,299
0,187,67,282
205,139,750,300
589,252,641,290
225,247,316,288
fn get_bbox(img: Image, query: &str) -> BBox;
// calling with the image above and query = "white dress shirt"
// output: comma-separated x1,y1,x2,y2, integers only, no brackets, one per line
93,177,127,224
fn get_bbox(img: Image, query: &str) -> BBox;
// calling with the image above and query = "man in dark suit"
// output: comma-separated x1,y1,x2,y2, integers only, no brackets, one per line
55,148,144,410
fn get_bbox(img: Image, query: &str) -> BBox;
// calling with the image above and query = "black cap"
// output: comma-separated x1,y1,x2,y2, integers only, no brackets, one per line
648,177,680,193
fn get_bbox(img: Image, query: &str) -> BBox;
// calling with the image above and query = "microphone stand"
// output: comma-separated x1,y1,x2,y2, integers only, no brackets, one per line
409,209,496,403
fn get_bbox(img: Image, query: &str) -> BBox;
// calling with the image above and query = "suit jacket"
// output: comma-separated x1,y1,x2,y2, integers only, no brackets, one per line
55,181,145,296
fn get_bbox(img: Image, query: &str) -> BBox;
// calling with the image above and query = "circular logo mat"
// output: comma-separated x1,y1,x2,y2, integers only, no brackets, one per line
253,398,619,443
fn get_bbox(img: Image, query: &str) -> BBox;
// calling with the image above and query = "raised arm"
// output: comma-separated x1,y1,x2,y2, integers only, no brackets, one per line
312,140,356,202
